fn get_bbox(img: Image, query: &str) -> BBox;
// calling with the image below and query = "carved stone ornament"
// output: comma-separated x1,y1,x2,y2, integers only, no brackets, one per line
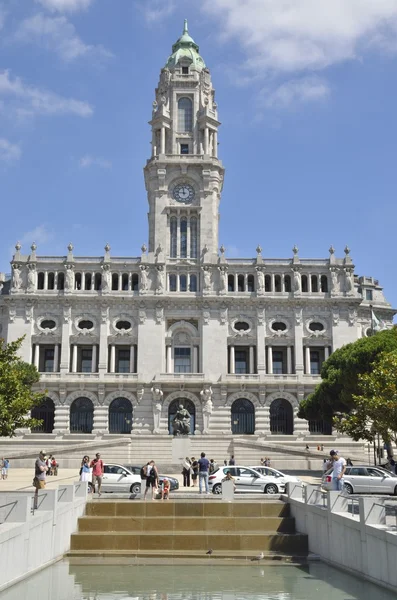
101,305,108,324
25,303,33,323
8,308,16,323
139,303,146,324
202,266,212,293
348,307,357,326
139,265,148,293
202,307,210,325
257,307,265,325
332,306,340,326
63,305,71,324
292,267,301,294
27,264,36,293
101,264,110,293
218,266,227,294
12,263,23,291
256,267,265,294
155,304,164,324
155,265,164,294
295,308,302,326
219,305,227,325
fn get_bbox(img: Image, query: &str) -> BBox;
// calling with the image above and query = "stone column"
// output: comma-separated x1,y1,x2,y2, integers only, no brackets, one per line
204,127,209,155
305,346,311,374
110,345,116,373
249,346,255,374
213,130,218,158
267,345,273,374
44,271,48,290
324,346,330,360
281,273,285,292
92,404,108,434
60,310,71,374
187,218,191,258
193,346,199,373
53,403,70,434
160,127,165,154
72,345,78,373
308,273,312,293
166,345,172,373
229,346,235,374
130,345,135,373
98,311,108,375
92,344,97,373
53,344,59,373
34,344,40,370
294,310,304,375
177,215,181,259
271,273,275,292
257,309,266,374
287,346,292,375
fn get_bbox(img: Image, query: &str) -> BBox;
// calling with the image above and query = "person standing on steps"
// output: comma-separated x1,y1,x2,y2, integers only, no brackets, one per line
191,457,199,487
90,453,104,496
198,452,210,494
144,460,158,501
228,455,235,466
182,457,191,487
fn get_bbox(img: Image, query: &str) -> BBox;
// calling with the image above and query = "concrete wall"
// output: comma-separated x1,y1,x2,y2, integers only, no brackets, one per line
286,483,397,593
0,482,87,593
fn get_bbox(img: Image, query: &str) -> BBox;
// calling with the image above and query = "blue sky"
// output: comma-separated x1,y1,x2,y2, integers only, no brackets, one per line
1,0,396,312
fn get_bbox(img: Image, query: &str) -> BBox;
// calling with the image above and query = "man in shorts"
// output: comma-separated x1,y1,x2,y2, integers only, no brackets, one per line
34,450,47,509
330,449,347,492
90,453,104,496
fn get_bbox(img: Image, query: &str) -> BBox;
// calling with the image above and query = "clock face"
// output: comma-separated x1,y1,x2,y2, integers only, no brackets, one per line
173,183,195,203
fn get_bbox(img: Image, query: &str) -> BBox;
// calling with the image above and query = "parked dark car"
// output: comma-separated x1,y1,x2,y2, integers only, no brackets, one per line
123,464,179,490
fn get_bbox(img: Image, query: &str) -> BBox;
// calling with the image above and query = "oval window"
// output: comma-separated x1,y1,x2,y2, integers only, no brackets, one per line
116,320,132,331
40,319,56,330
78,320,94,330
309,322,324,332
272,322,287,332
234,321,250,331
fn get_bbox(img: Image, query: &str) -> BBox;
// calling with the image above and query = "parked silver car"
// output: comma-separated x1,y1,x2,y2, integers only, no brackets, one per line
209,466,285,494
322,465,397,495
101,463,141,494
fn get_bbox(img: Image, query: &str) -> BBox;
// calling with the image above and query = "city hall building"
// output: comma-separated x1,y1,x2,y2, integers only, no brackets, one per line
0,23,394,453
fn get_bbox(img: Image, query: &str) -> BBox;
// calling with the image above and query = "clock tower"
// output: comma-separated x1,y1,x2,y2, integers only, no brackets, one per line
144,20,224,264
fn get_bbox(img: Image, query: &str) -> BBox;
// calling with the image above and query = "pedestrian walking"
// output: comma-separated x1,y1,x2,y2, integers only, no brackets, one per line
90,453,104,496
182,457,191,487
198,452,210,494
144,460,158,500
51,456,58,476
209,458,217,474
1,458,9,480
191,457,199,487
330,450,347,492
33,450,47,509
228,455,235,466
80,456,92,492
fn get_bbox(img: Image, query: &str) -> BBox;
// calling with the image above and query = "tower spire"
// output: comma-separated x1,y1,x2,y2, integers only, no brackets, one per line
183,19,188,35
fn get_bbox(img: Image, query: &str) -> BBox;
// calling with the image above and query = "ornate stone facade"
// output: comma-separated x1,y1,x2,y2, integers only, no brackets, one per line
0,22,395,443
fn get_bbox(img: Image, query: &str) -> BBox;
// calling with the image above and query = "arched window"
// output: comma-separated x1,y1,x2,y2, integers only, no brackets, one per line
75,272,82,290
275,275,281,292
132,273,139,291
170,217,177,258
190,217,198,258
238,275,244,292
320,275,328,293
121,273,129,291
112,273,119,291
265,274,271,292
231,399,255,434
109,398,133,434
178,97,193,132
270,399,293,435
301,275,308,293
180,274,187,292
84,273,92,290
228,274,235,292
38,272,45,290
247,274,255,292
311,275,318,293
57,272,65,290
168,399,196,435
31,398,55,433
70,397,94,433
284,274,291,292
189,274,197,292
47,273,55,290
309,420,332,435
180,218,187,258
169,274,177,292
94,273,102,291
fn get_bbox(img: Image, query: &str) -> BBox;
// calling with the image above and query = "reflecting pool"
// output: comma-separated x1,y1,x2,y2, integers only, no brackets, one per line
2,561,397,600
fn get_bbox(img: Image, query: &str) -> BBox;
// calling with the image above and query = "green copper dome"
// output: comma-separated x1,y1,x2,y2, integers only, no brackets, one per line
165,20,206,70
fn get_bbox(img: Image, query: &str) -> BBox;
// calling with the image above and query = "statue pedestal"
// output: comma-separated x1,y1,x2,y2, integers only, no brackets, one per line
172,437,191,464
222,480,235,502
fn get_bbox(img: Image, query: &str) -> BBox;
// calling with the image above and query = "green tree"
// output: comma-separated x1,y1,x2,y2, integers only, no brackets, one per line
298,328,397,422
334,350,397,444
0,337,45,437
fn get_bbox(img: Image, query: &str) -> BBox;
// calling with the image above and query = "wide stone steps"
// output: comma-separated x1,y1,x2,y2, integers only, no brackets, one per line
69,500,308,559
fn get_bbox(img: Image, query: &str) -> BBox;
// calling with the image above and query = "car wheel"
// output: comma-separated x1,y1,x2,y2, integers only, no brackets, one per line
130,483,141,494
343,483,353,495
264,483,278,495
212,483,222,495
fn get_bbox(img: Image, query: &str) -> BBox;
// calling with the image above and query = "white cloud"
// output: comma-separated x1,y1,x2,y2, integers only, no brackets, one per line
264,77,330,109
79,155,112,169
0,69,93,118
19,225,54,247
139,0,176,24
14,13,113,62
0,138,21,162
35,0,93,13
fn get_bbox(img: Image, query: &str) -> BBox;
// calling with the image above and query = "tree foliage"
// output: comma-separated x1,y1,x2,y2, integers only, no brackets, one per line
0,337,45,437
298,328,397,422
334,350,397,443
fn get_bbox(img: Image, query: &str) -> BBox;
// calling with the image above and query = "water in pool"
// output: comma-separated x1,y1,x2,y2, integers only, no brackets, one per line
2,561,396,600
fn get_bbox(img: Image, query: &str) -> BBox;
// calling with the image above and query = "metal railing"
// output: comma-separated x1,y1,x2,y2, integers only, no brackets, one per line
0,501,18,524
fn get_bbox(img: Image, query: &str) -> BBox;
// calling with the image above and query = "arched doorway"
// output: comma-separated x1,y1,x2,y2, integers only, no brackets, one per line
31,398,55,433
270,398,293,434
168,399,196,435
70,397,94,433
109,398,133,434
231,399,255,434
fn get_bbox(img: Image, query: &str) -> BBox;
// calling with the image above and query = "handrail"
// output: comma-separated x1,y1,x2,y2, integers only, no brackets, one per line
0,501,18,524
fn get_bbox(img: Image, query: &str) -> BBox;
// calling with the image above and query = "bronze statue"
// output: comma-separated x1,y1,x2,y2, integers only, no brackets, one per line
172,404,191,436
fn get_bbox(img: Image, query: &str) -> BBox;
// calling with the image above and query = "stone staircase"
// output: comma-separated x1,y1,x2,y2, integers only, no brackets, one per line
68,499,308,559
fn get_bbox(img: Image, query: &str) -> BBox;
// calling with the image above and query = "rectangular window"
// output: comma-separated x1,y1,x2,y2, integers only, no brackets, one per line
235,350,248,374
180,144,189,154
81,348,93,373
272,350,284,375
365,289,373,301
182,66,189,74
180,218,187,258
310,350,320,375
117,348,130,373
174,347,191,373
43,348,54,373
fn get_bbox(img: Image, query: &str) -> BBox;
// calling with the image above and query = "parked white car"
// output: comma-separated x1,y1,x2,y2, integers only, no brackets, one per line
101,463,141,494
249,466,301,488
209,465,286,495
322,465,397,495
